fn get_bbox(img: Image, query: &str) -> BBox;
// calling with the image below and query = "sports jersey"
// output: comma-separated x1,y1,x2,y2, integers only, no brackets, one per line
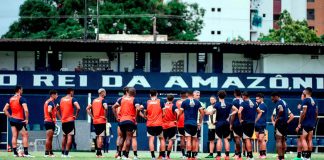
232,98,243,126
117,96,140,124
8,94,27,122
206,104,216,129
274,99,289,124
44,98,57,123
162,102,177,129
302,97,317,128
91,97,108,124
143,98,163,127
256,102,267,127
214,101,232,127
240,99,258,124
176,99,185,128
60,96,78,123
181,98,203,126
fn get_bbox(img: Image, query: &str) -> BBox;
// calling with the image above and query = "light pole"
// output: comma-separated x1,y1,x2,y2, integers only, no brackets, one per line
84,0,87,40
96,0,99,40
153,16,157,41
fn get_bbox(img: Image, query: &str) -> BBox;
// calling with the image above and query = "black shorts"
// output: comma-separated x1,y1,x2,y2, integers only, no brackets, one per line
197,129,201,138
301,126,314,134
44,121,55,131
147,126,163,137
208,129,216,141
163,127,177,140
233,124,243,137
10,121,27,132
255,125,266,134
94,123,106,136
216,123,231,139
119,121,136,135
184,124,198,137
62,121,75,135
178,127,185,136
275,122,287,137
242,123,255,139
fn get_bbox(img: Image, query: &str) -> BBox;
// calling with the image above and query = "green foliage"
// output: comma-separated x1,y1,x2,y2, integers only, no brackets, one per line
259,10,321,43
2,0,205,41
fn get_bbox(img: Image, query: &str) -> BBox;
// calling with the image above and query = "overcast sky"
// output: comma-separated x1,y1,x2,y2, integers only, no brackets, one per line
0,0,24,36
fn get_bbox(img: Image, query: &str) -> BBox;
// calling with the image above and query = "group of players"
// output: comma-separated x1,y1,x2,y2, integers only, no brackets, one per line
3,85,318,160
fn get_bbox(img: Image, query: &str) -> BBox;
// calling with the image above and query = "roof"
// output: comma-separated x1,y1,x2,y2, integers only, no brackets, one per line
0,39,323,54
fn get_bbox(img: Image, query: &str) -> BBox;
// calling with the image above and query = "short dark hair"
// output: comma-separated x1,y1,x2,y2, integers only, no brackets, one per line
150,89,157,97
123,87,129,95
210,95,216,99
66,88,74,94
14,85,22,93
242,91,249,97
271,92,280,97
180,91,186,95
128,87,136,96
305,87,312,95
217,90,227,99
187,90,193,96
167,94,174,101
49,90,58,95
256,93,264,98
234,89,241,96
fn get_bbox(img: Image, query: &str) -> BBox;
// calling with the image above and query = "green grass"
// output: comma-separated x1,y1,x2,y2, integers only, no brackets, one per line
1,151,324,160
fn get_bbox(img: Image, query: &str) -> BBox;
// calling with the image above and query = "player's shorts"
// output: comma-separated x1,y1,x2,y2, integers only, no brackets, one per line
301,126,314,135
232,124,243,137
44,121,55,131
147,126,163,137
10,121,27,132
255,125,266,134
94,123,106,136
242,122,255,139
184,124,198,137
216,123,231,139
208,129,216,141
62,121,75,135
178,127,185,136
119,121,136,135
275,122,287,137
163,127,177,140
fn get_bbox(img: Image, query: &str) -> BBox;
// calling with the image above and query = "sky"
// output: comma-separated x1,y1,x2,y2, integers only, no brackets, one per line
0,0,24,36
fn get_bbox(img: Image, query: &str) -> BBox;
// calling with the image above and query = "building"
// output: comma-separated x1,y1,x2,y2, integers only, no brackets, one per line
307,0,324,36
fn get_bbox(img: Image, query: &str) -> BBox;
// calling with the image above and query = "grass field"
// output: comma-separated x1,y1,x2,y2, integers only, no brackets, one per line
1,151,324,160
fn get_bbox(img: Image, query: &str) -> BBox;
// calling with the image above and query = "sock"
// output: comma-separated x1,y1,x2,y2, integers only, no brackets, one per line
118,151,121,156
13,147,18,155
187,151,191,158
122,151,127,157
309,151,312,158
24,147,28,155
62,150,65,155
151,151,155,158
50,150,54,155
126,151,129,158
134,151,138,156
45,150,49,155
278,156,284,160
97,148,102,156
248,151,253,158
297,152,301,158
192,152,197,158
243,151,246,156
302,151,306,158
209,153,213,156
262,150,266,156
116,146,119,151
305,151,310,159
225,151,230,157
64,150,69,156
217,151,221,157
181,149,186,156
167,150,171,156
238,152,242,157
161,151,165,158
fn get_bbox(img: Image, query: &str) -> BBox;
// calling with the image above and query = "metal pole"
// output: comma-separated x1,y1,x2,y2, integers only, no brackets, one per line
84,0,87,40
153,16,157,41
96,0,99,40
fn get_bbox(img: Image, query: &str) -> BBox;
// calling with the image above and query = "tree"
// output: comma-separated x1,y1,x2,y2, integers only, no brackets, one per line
259,10,321,43
2,0,205,41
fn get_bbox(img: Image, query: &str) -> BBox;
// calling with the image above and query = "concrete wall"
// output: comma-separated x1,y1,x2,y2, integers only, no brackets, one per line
262,54,324,74
0,51,14,71
251,0,274,41
182,0,251,41
223,53,262,73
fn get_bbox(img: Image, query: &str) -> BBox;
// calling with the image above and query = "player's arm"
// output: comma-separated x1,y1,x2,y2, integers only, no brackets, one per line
255,107,262,123
48,104,54,121
230,105,237,125
86,103,94,119
112,102,120,121
198,108,204,129
56,104,62,120
275,105,283,124
22,103,29,124
287,108,294,124
73,101,81,119
271,109,276,126
238,106,244,123
138,110,146,119
3,103,11,118
103,102,108,120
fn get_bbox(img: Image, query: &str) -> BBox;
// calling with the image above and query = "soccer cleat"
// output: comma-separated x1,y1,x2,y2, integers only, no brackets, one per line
23,154,35,158
181,156,187,159
293,158,302,160
224,156,230,160
151,158,156,160
122,156,130,160
13,154,19,157
215,156,221,160
259,155,267,159
133,156,139,160
116,156,122,160
205,155,214,158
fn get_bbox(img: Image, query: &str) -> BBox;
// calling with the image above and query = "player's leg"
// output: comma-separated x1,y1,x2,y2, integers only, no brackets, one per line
159,135,166,159
233,125,243,158
275,134,283,160
166,127,177,159
20,124,30,156
45,128,54,156
149,136,155,158
123,131,133,158
185,136,192,158
215,126,223,160
132,129,138,159
223,124,231,160
65,134,73,156
11,125,19,156
178,128,186,158
206,129,215,158
258,132,266,158
61,134,67,156
116,126,122,157
48,130,54,156
306,129,314,159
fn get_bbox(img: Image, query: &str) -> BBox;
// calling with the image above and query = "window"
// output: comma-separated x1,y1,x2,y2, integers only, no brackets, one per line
232,61,253,73
307,0,314,2
307,9,315,20
211,8,215,12
217,31,221,35
217,8,221,12
273,14,280,21
211,31,215,35
308,26,315,30
263,14,266,17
